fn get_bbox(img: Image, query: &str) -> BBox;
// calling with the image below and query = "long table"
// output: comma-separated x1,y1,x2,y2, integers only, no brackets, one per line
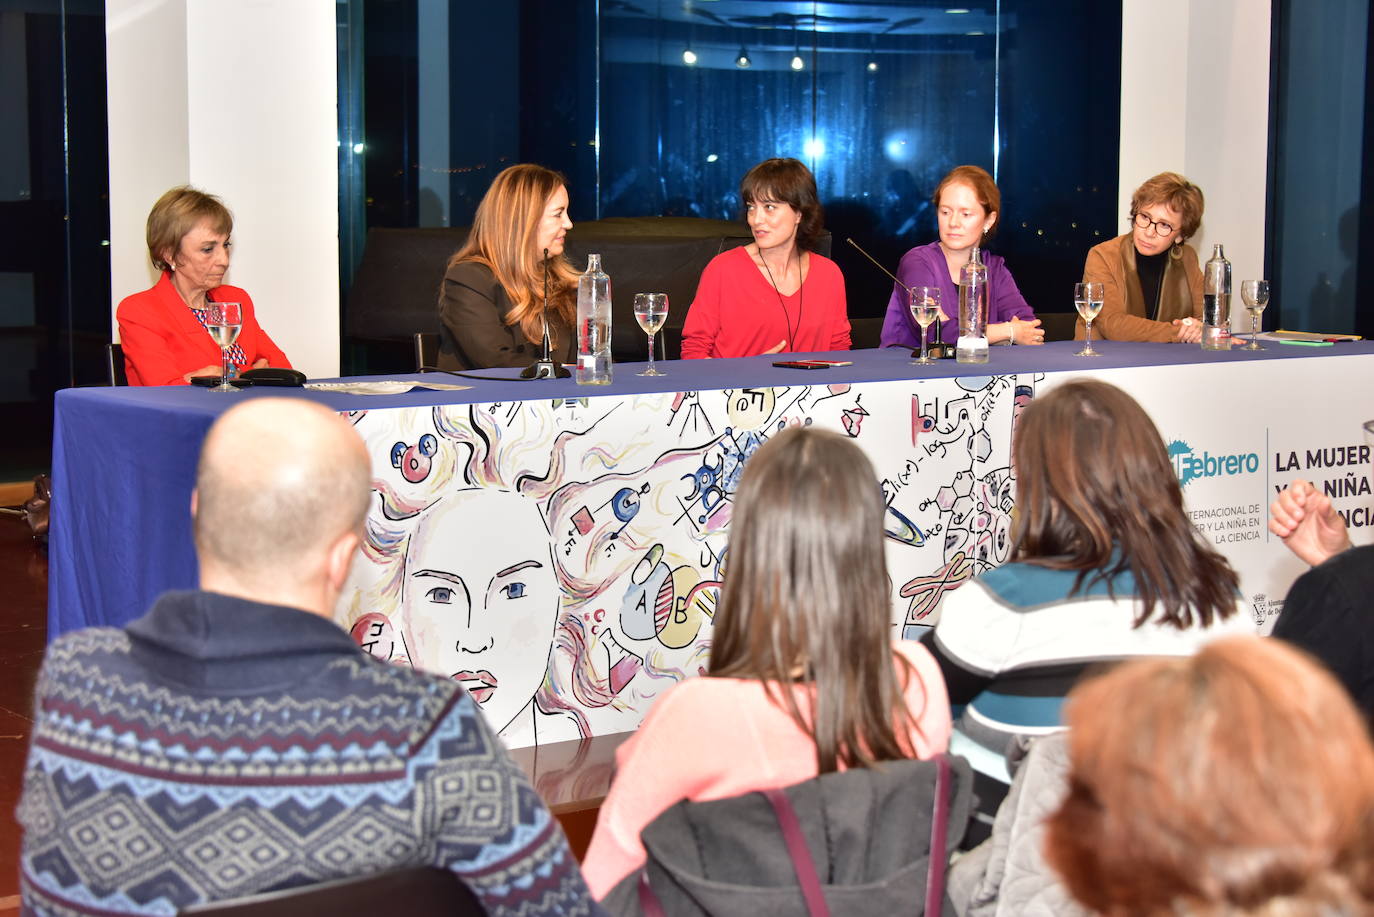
50,341,1374,749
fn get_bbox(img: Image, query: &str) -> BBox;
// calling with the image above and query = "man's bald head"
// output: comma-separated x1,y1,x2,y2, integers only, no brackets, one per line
193,399,371,584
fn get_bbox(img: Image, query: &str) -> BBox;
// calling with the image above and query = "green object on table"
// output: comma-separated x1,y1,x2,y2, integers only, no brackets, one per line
1277,339,1334,347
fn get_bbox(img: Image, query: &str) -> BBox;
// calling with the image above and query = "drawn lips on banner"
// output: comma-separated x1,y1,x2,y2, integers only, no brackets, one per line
453,669,498,704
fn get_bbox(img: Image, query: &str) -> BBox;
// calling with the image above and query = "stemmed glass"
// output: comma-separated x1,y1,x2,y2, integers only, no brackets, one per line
909,287,942,365
633,292,669,377
1241,280,1270,350
205,301,243,392
1074,282,1104,356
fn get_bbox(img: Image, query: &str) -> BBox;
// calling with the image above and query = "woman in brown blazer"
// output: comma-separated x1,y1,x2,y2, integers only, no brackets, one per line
1079,172,1205,343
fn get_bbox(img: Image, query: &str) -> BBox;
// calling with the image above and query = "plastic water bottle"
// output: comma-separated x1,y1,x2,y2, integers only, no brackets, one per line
576,254,613,385
956,246,989,364
1202,243,1232,351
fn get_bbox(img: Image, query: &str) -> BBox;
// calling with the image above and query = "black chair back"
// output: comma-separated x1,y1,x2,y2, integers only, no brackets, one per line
179,866,482,917
107,343,128,386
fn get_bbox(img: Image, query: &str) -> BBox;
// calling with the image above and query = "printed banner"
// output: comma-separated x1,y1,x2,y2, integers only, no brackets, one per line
337,355,1373,748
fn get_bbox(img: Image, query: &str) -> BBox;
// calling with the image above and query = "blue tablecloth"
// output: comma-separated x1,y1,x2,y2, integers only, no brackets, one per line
49,340,1374,638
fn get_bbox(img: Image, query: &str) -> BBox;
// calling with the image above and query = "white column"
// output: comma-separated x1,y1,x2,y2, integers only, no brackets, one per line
1119,0,1271,287
107,0,340,378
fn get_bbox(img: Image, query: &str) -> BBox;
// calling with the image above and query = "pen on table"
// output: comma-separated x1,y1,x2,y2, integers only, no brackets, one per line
804,360,853,366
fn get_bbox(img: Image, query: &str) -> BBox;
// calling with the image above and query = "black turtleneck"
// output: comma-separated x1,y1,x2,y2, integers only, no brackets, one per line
1135,247,1169,321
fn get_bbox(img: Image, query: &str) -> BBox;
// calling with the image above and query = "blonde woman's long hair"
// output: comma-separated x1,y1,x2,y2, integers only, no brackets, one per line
448,164,578,345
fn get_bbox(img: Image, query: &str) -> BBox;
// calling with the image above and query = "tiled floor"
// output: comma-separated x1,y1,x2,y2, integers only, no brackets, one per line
0,513,48,906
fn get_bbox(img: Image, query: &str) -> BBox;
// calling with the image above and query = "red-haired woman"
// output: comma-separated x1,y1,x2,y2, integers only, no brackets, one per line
879,165,1042,349
1048,636,1374,914
681,158,851,358
438,164,577,369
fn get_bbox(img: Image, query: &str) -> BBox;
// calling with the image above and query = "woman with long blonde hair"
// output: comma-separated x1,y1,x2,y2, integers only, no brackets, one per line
437,163,579,369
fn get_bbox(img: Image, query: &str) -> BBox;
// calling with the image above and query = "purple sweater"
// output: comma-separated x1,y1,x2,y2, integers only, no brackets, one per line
879,241,1035,347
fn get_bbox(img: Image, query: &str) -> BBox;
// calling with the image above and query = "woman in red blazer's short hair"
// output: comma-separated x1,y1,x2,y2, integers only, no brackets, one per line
116,186,291,385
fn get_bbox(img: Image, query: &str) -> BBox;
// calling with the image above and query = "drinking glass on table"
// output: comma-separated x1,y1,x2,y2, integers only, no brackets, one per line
1074,282,1104,356
909,286,942,365
633,292,669,377
1240,280,1270,350
205,301,243,392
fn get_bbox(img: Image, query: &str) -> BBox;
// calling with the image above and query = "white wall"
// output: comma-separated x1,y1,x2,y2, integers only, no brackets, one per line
106,0,339,378
1120,0,1272,295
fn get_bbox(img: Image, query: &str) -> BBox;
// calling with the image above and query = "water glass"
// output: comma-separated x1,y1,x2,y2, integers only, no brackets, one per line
908,287,942,365
633,292,669,377
1074,282,1104,356
1240,280,1270,350
205,301,243,392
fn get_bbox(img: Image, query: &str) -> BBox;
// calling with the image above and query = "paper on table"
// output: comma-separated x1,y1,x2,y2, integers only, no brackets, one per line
1259,329,1364,342
305,380,472,395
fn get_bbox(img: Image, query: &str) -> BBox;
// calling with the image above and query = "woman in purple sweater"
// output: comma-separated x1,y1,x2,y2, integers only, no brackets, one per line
880,165,1043,349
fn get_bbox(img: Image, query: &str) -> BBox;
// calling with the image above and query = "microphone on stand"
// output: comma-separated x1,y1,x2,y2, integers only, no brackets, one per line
521,246,572,379
845,237,953,359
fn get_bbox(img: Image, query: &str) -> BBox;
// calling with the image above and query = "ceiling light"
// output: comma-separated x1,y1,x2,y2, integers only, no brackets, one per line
735,47,751,68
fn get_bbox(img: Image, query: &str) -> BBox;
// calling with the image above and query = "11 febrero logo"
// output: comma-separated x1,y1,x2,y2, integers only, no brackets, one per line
1168,440,1260,487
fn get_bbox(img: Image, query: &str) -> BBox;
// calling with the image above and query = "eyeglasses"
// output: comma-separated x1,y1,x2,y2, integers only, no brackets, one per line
1132,212,1176,237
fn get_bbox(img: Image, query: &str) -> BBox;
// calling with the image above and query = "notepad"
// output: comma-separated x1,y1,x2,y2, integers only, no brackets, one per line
1260,329,1364,342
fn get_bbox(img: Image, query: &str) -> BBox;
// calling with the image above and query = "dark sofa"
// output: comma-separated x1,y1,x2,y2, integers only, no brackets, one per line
343,216,832,372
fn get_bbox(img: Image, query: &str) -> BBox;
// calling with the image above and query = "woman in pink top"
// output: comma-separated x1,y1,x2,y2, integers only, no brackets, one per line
680,158,851,358
581,426,952,898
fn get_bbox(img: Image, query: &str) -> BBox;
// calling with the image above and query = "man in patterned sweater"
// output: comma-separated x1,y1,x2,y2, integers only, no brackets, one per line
18,398,598,916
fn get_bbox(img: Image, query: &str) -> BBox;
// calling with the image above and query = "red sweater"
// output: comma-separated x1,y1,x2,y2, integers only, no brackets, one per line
681,246,850,359
117,273,292,386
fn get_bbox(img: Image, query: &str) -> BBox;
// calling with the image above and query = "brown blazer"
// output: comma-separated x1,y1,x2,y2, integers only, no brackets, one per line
1077,233,1203,341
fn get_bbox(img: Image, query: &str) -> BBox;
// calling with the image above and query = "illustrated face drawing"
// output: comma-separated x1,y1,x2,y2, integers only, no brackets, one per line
401,488,561,734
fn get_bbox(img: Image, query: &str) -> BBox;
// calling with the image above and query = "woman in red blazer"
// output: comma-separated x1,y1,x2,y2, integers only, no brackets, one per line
117,187,291,386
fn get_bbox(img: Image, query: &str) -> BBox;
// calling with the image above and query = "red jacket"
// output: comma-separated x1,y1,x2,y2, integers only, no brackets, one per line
116,272,292,386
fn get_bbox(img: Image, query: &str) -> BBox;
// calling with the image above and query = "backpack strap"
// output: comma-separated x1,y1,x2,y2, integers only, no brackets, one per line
924,753,952,916
763,787,831,917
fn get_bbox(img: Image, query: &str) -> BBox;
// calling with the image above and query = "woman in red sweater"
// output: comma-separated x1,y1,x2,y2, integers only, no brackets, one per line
117,186,291,385
681,158,850,358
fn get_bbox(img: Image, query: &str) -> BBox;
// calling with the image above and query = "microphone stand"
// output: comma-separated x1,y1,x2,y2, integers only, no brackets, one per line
521,247,572,379
845,238,953,359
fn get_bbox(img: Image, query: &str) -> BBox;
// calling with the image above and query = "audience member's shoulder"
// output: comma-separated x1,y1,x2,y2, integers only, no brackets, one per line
1319,543,1374,575
957,561,1079,610
44,626,132,666
346,649,466,705
1294,543,1374,594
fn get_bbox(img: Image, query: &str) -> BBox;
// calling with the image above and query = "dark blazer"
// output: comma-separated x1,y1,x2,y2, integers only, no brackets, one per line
437,260,574,370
